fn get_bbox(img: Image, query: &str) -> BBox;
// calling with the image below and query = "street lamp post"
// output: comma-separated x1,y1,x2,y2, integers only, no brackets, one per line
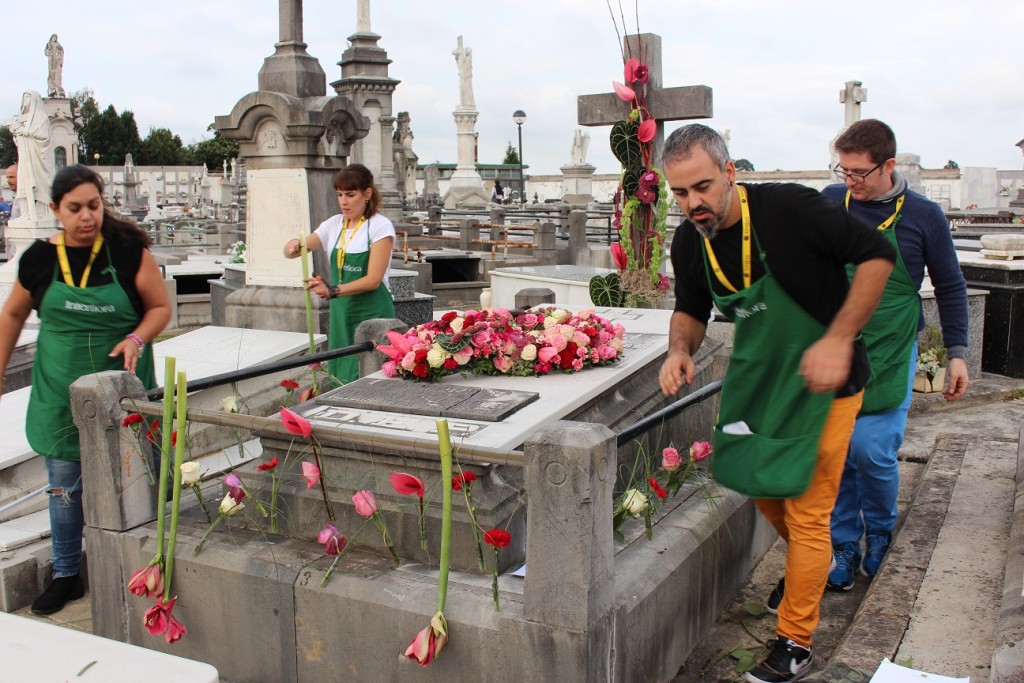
93,152,100,166
513,109,526,206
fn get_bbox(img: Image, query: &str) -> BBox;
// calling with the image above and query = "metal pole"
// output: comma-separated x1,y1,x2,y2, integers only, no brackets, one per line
517,123,525,206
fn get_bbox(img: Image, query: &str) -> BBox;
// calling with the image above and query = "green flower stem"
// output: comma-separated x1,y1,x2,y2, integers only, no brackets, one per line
269,473,280,533
418,498,427,551
644,505,653,541
311,440,334,521
163,370,187,603
300,234,319,394
373,513,401,566
193,513,224,556
463,487,486,572
436,419,454,614
154,356,176,562
490,547,501,611
190,483,213,525
320,518,370,587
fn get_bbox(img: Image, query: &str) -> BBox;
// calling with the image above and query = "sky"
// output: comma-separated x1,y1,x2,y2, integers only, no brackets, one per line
3,1,1023,177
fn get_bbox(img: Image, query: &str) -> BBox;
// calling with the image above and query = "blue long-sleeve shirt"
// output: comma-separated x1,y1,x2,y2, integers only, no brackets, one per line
823,183,969,360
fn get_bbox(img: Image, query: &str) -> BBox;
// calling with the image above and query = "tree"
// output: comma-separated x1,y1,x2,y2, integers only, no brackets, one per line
69,87,101,157
184,124,239,171
81,105,141,165
502,141,520,165
734,158,755,172
944,160,960,170
0,126,15,168
139,127,185,166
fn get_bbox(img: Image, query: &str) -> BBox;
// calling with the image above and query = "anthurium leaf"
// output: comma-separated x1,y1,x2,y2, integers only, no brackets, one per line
589,273,624,307
610,120,642,169
434,333,471,354
734,653,757,673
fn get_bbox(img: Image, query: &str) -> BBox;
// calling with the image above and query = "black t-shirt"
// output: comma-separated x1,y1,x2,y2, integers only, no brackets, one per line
671,182,897,396
18,237,147,316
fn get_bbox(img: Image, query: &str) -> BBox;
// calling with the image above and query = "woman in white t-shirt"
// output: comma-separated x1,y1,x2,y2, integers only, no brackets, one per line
283,164,395,384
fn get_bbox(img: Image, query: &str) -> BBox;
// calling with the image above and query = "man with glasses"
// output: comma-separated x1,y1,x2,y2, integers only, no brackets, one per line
823,118,969,591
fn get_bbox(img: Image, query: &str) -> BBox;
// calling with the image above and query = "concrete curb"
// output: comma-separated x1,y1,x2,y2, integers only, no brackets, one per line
991,427,1024,682
824,434,968,675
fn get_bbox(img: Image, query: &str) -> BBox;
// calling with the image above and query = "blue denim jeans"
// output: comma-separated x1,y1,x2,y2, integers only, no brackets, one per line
44,457,84,578
830,344,917,546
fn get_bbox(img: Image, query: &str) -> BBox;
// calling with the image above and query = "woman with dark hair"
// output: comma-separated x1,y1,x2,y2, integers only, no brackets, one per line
0,164,171,615
283,163,395,384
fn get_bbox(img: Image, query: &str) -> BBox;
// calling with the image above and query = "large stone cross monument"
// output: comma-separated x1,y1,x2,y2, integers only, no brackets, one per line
829,79,868,170
577,33,713,167
443,36,489,209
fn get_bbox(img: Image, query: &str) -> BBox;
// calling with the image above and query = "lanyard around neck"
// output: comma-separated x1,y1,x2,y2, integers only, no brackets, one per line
845,191,905,231
335,216,367,272
704,185,751,293
56,232,104,288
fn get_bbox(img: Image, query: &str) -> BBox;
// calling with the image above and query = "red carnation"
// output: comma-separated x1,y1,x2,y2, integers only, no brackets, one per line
484,528,511,548
122,413,144,428
648,476,668,500
280,379,299,390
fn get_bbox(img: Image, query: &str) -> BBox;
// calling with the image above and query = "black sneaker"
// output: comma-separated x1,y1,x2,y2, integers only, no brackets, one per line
30,574,85,615
766,577,784,614
745,637,813,683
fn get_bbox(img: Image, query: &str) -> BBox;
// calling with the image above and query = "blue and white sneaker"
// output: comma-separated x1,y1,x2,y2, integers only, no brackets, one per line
826,542,861,591
862,530,892,577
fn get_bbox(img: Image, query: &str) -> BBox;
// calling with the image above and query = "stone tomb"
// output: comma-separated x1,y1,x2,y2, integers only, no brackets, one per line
75,309,771,683
490,264,618,309
957,249,1024,377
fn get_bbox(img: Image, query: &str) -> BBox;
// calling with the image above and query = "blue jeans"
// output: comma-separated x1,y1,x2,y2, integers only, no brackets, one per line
44,457,84,578
830,344,917,546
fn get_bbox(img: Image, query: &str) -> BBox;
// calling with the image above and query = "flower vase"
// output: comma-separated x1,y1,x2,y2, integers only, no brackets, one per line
913,366,946,393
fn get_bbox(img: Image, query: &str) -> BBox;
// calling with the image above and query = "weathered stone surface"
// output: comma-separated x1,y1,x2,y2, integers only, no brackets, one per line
514,287,555,308
320,377,539,422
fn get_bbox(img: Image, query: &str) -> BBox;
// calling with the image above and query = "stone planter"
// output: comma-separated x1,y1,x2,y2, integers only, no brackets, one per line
913,366,946,393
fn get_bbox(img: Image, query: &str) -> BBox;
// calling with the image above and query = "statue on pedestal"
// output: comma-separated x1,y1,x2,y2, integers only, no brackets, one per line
453,36,475,108
45,35,65,98
569,129,590,166
4,91,53,222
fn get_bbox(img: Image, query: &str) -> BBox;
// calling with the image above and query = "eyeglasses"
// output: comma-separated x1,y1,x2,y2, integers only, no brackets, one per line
832,160,884,184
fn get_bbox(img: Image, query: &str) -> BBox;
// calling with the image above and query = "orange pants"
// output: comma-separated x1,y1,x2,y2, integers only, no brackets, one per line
755,392,863,647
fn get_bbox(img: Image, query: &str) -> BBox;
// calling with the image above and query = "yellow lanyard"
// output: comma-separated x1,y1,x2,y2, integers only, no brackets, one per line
703,185,751,293
845,191,905,231
56,232,104,288
335,216,366,272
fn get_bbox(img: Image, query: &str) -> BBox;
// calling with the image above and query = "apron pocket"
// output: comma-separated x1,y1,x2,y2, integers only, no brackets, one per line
711,427,821,499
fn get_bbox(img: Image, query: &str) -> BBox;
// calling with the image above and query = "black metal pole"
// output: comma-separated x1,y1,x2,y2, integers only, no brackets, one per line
517,123,525,205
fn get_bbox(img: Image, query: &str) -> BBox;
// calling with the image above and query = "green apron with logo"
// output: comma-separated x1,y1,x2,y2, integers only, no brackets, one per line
704,186,835,498
27,244,157,460
844,193,919,415
329,220,394,384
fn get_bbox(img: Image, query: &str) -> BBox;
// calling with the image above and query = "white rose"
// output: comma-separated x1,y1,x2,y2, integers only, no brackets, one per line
521,344,537,362
549,309,569,324
450,317,465,333
220,395,239,413
427,345,448,368
219,494,244,516
180,461,202,486
622,489,649,517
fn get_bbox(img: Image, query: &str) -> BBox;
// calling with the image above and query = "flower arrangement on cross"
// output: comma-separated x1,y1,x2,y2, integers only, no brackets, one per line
589,24,670,309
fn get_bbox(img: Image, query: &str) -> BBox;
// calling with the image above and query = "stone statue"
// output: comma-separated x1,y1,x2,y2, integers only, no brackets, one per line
569,129,591,165
453,36,475,108
4,91,53,222
45,35,65,98
840,80,867,128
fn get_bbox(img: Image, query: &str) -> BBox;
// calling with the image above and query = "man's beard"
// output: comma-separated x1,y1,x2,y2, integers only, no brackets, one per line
690,189,732,240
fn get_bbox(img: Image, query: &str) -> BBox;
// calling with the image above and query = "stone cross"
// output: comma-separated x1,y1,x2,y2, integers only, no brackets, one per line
278,0,302,43
356,0,371,33
840,80,867,128
577,33,712,166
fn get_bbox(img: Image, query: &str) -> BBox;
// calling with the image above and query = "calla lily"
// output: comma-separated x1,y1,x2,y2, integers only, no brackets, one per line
624,56,642,83
390,472,425,498
637,118,656,143
404,611,449,667
302,461,320,489
280,407,312,438
378,329,414,362
353,490,378,518
127,564,164,598
610,242,627,271
612,80,636,102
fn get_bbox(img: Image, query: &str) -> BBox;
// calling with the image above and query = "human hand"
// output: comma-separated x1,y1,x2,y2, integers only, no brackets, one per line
659,351,695,396
799,335,852,394
284,239,301,258
109,338,141,373
304,275,330,299
943,357,969,401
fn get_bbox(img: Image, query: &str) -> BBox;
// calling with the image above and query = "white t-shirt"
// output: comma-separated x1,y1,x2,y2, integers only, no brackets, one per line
313,212,396,288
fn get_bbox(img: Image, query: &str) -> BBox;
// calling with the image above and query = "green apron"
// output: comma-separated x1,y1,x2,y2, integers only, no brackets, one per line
27,244,157,460
843,193,919,414
328,219,394,384
704,186,835,499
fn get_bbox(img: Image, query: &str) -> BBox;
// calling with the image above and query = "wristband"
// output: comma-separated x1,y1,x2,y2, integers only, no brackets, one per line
126,333,146,351
328,284,341,300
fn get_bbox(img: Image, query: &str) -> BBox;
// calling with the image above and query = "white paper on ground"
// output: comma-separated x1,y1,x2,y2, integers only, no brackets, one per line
869,658,969,683
510,564,526,577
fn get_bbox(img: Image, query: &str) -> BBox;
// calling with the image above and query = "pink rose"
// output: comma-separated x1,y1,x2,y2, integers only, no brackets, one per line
662,447,681,472
690,440,712,462
353,490,378,518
